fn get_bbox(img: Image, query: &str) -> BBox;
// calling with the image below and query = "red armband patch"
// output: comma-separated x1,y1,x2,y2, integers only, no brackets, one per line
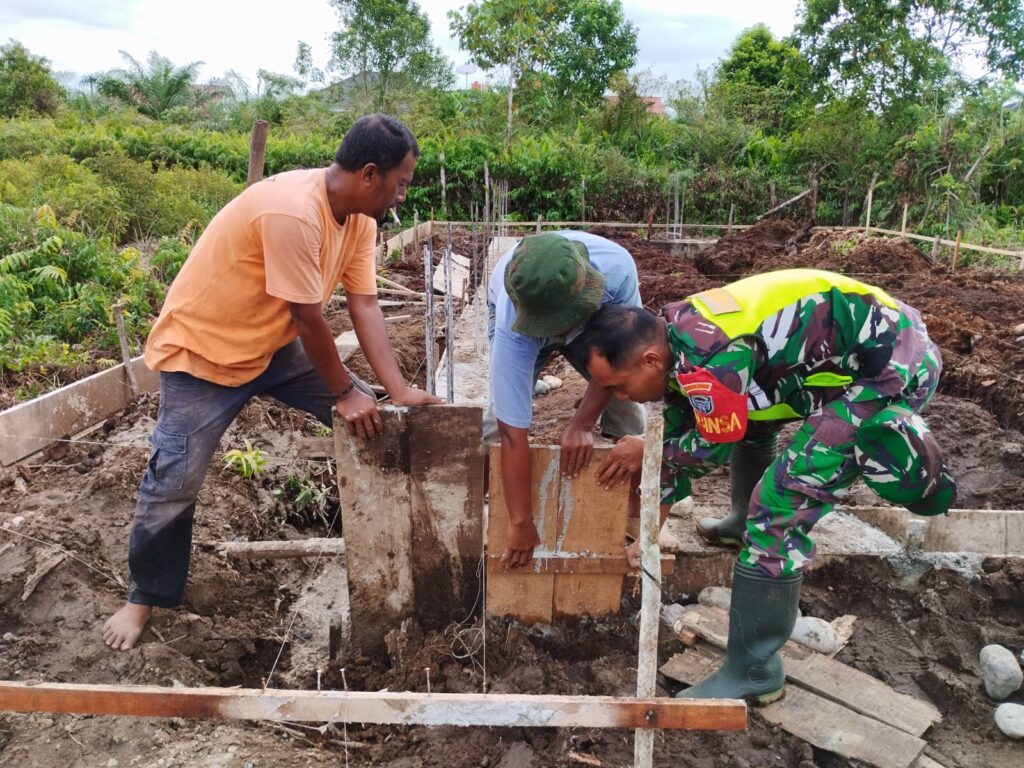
676,366,748,443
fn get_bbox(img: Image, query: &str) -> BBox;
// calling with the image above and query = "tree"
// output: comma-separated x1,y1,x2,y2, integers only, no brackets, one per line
795,0,1024,111
450,0,637,144
89,51,205,119
328,0,452,111
711,25,813,132
0,40,64,118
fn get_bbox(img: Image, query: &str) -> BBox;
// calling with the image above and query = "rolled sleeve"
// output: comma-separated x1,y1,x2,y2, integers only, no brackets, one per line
490,328,540,429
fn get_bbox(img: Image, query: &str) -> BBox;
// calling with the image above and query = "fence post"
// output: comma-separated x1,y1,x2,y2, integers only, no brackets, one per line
931,235,941,261
727,203,734,233
246,120,269,187
900,203,909,235
440,150,447,220
951,229,962,271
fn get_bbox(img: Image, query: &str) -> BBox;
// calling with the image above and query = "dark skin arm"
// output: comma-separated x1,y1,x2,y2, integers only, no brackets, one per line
289,300,382,439
289,296,440,439
347,292,442,407
497,419,542,568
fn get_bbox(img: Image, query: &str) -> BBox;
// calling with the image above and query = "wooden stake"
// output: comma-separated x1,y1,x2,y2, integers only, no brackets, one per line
111,303,139,395
0,681,746,730
864,173,879,232
440,150,447,219
727,204,734,233
246,120,269,187
951,229,962,271
217,538,345,560
900,203,909,235
634,413,665,768
931,234,941,261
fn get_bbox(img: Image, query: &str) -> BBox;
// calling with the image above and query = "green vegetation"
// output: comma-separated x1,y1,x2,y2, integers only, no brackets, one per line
222,440,268,480
0,0,1022,404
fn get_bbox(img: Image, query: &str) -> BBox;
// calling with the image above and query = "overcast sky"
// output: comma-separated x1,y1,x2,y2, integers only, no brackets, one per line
2,0,802,95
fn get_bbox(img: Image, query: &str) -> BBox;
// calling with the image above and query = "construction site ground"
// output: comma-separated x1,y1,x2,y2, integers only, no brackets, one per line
1,221,1023,767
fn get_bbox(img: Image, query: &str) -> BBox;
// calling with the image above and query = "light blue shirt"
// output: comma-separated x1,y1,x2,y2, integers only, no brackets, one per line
487,231,641,429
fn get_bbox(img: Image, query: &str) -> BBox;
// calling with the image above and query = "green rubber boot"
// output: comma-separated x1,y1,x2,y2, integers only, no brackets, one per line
697,435,778,547
676,563,802,705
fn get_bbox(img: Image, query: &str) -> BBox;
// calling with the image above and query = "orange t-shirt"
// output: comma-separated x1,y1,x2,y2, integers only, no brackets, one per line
145,168,377,386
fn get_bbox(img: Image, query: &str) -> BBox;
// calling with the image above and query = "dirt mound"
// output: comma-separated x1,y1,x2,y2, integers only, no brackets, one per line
694,219,804,276
793,231,935,274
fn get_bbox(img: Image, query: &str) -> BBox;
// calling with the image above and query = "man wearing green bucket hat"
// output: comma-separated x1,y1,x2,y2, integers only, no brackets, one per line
486,231,646,568
580,268,956,704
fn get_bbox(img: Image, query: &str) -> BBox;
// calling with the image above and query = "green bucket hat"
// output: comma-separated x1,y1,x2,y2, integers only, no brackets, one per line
854,403,957,517
504,234,606,337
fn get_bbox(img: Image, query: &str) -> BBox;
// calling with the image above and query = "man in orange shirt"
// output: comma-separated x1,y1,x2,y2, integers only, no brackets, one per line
102,114,441,651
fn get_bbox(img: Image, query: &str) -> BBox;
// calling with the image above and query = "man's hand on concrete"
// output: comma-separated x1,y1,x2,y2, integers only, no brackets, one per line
502,519,541,569
559,421,594,478
597,435,644,489
391,385,444,407
337,388,383,439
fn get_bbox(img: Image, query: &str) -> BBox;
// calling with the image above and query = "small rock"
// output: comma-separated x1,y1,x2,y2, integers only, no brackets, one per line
227,745,238,754
107,760,119,768
541,375,563,390
2,633,15,642
532,380,551,396
980,644,1023,700
791,617,842,655
995,702,1024,739
12,479,27,495
1013,321,1024,336
10,515,25,527
697,587,731,612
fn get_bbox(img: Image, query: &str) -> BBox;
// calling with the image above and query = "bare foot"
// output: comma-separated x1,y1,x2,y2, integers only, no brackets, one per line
102,603,153,650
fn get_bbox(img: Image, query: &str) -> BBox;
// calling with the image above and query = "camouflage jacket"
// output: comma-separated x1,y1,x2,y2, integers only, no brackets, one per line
659,269,934,504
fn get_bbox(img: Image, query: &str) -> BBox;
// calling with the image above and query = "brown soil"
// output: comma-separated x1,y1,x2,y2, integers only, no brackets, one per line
1,223,1023,767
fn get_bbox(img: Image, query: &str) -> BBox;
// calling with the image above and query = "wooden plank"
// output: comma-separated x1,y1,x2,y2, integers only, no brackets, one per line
869,227,1023,258
0,681,746,731
553,447,631,618
0,329,359,467
217,538,345,559
405,406,485,631
0,355,158,466
486,445,559,623
486,553,674,575
662,647,925,768
674,604,940,736
334,407,413,656
634,414,665,768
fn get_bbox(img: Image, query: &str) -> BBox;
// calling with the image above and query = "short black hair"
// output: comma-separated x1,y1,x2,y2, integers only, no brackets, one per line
579,304,661,368
334,113,420,173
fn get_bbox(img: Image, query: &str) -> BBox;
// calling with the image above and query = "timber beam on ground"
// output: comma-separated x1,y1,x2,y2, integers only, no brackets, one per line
216,538,345,560
0,681,746,731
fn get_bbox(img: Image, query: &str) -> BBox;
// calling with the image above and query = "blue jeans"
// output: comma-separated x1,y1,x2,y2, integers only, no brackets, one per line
127,340,370,607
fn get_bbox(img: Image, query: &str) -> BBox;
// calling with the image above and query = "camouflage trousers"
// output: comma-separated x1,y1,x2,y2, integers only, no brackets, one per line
739,344,944,579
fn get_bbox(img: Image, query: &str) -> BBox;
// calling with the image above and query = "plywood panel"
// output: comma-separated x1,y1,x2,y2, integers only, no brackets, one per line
486,445,559,623
553,449,631,618
407,406,485,630
335,408,413,656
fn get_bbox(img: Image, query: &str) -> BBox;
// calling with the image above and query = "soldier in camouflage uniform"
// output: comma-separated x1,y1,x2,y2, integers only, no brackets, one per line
582,268,956,704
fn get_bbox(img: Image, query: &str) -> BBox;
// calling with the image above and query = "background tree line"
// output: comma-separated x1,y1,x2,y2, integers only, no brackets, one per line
0,0,1022,397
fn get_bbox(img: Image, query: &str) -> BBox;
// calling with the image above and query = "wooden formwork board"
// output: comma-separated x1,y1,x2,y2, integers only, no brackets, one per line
334,405,485,657
0,334,359,467
0,681,746,731
487,444,632,623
